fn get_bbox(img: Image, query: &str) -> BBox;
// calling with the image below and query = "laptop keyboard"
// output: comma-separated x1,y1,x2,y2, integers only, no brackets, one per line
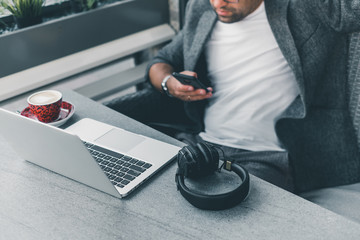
83,142,152,188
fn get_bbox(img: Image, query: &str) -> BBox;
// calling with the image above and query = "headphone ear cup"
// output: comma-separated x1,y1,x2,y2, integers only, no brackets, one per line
177,143,220,178
177,145,203,178
196,143,219,175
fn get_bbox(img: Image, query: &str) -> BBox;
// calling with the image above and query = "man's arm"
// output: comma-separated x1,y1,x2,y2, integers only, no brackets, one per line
148,63,174,92
146,0,212,101
146,23,212,101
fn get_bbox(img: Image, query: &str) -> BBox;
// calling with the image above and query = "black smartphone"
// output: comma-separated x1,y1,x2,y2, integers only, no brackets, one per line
172,72,209,92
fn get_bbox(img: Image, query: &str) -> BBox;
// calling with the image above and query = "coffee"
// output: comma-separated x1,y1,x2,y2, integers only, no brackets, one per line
28,91,61,105
27,90,63,123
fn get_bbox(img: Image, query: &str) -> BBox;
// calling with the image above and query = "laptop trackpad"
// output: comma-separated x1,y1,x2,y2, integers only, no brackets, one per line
95,128,145,153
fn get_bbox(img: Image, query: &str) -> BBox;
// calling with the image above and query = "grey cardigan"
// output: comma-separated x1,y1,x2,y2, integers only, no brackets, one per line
146,0,360,192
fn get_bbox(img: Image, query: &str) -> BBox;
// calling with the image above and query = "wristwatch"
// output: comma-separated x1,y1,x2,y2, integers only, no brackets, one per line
161,75,173,97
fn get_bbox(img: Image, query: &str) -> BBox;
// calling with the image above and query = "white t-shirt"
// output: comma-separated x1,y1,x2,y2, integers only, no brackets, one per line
199,2,299,151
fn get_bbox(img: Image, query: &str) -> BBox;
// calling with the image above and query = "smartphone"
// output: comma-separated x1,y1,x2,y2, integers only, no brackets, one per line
172,72,209,92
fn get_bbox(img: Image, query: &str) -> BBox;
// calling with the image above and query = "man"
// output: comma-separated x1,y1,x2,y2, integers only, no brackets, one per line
145,0,360,192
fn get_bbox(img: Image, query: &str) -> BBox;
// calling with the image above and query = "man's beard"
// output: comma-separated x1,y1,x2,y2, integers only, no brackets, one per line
213,7,247,23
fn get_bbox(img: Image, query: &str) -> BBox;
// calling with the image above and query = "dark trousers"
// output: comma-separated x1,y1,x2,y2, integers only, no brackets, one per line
175,132,295,192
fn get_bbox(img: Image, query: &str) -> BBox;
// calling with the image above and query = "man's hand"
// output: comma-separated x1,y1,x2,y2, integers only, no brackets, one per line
149,63,213,102
167,71,213,102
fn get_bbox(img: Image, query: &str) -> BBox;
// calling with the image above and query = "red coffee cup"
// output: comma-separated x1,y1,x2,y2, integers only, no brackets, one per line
27,90,63,123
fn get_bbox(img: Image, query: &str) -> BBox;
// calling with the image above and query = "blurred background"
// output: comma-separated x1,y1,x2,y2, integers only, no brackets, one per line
0,0,189,102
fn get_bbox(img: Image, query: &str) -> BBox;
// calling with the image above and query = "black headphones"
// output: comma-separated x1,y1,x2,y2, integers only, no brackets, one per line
175,142,250,210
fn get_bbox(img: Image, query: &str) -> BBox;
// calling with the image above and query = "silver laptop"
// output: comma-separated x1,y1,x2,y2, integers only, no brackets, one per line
0,108,181,198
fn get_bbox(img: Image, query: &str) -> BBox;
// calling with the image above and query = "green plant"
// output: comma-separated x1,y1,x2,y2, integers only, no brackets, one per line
0,4,5,14
71,0,97,12
0,6,4,27
0,0,46,18
85,0,97,10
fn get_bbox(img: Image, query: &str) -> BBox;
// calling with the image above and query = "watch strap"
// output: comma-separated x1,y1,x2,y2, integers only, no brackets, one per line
161,75,173,97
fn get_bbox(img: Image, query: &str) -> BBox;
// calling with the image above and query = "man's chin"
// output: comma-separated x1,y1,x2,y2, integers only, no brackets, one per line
218,17,236,24
218,16,234,23
217,15,245,23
